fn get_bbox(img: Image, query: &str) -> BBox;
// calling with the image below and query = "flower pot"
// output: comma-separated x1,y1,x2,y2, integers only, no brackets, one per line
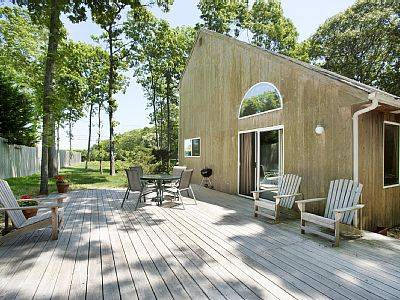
23,208,38,219
56,182,70,193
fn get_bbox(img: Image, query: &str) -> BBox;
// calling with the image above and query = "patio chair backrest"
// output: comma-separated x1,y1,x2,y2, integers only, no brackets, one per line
179,169,193,190
125,169,142,192
278,174,302,209
0,180,26,228
324,179,363,224
130,166,143,177
172,166,186,177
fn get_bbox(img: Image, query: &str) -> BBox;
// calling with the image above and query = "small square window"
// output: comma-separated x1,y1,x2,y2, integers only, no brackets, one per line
184,138,200,157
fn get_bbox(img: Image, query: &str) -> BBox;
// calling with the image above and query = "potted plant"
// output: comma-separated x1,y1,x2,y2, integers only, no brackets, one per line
55,175,70,193
18,195,38,219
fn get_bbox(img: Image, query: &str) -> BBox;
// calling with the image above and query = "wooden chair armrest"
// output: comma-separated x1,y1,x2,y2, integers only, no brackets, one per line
17,196,67,203
274,193,302,199
296,198,326,204
0,204,63,211
251,188,277,194
333,204,364,213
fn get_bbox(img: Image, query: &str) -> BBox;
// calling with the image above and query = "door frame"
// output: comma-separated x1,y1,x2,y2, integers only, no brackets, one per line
237,125,284,198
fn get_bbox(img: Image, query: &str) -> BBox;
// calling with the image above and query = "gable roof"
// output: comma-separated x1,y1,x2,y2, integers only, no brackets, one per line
181,29,399,105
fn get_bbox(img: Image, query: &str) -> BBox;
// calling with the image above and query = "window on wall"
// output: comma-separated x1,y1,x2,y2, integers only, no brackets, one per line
184,138,200,157
384,122,400,187
239,82,282,118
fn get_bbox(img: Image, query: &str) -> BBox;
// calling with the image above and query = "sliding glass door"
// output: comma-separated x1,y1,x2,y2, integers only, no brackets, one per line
238,127,283,198
258,129,283,199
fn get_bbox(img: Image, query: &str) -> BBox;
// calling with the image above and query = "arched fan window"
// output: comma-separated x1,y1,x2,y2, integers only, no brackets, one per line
238,82,283,118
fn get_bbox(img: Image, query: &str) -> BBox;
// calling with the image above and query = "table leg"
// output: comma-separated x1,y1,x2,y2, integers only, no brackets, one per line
160,180,164,206
157,180,162,206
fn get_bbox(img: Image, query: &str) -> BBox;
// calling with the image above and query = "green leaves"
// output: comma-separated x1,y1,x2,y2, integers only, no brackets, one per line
248,0,298,55
124,7,195,161
0,7,47,108
309,0,400,95
196,0,302,58
197,0,248,37
0,71,39,146
54,40,109,125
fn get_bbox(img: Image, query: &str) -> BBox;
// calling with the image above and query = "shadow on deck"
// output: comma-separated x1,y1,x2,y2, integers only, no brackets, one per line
0,186,399,299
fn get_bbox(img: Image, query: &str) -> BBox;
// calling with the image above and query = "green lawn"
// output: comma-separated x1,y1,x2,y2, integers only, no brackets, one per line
1,162,127,231
5,162,127,197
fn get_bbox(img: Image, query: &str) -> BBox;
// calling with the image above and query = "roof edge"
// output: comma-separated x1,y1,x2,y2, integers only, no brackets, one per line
195,29,399,102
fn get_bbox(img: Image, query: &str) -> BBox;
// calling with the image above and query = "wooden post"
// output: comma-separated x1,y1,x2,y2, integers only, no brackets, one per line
253,192,259,217
51,206,58,240
3,213,9,235
275,199,280,223
334,212,341,247
299,203,305,234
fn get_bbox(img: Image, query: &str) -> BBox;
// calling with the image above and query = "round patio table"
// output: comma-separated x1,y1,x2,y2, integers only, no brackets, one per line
140,174,180,206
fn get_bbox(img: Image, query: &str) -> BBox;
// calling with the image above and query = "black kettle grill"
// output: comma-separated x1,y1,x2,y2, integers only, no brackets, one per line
200,168,213,188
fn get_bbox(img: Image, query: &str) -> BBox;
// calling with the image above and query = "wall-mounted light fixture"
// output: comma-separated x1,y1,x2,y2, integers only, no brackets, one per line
315,124,325,135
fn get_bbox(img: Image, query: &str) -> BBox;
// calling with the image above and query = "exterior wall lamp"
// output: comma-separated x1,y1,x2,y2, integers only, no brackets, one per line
315,124,325,135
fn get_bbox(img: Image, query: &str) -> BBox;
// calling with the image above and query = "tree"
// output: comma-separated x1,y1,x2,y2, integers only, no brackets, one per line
196,0,308,60
309,0,400,95
196,0,248,37
247,0,298,55
55,40,107,164
125,8,195,168
77,46,109,170
0,6,47,106
0,72,38,146
90,127,160,173
88,0,173,176
13,0,88,194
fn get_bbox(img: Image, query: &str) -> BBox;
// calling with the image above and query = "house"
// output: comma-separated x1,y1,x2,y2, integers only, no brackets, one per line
178,29,400,231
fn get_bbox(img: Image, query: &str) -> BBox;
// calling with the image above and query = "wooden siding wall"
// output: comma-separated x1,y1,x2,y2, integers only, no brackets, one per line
179,31,383,226
358,111,400,230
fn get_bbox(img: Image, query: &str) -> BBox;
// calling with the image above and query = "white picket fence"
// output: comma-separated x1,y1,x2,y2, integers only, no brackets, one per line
0,137,81,179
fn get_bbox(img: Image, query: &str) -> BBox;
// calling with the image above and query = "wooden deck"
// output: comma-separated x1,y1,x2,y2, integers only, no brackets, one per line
1,186,400,299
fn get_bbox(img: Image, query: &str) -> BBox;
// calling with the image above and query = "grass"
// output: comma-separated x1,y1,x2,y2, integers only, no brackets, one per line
1,162,127,231
5,162,127,197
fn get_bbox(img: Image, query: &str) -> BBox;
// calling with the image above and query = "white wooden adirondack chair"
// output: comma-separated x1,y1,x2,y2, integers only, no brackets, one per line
252,174,302,223
296,179,364,247
0,180,65,241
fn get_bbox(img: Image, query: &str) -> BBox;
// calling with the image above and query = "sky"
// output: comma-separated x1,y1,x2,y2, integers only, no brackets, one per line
60,0,355,150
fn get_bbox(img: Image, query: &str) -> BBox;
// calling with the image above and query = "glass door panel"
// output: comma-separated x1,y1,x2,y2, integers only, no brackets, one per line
258,129,282,200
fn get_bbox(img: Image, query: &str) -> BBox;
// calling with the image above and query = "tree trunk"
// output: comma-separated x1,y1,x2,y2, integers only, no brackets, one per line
57,122,60,171
40,0,60,195
69,110,72,166
98,102,103,174
86,101,94,169
151,76,159,148
107,27,116,176
166,71,171,165
159,96,164,150
48,116,58,177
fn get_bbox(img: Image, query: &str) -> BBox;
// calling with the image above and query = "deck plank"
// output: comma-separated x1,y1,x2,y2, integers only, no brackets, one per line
181,204,358,300
0,186,399,299
106,190,156,300
33,190,84,299
85,189,104,300
51,190,90,299
102,189,138,300
0,190,78,299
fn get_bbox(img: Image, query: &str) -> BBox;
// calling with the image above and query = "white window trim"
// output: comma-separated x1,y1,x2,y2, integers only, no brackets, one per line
184,137,201,158
383,121,400,189
238,82,283,120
